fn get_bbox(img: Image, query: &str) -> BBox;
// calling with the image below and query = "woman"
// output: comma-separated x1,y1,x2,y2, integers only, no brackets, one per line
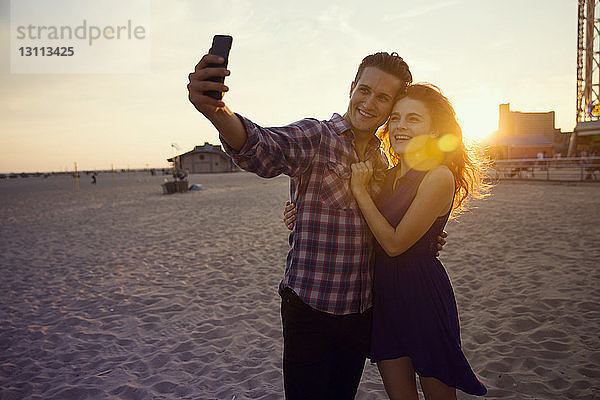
349,83,487,399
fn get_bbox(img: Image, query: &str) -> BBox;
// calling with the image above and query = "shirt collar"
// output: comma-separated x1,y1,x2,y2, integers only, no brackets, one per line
330,113,352,134
366,134,383,152
330,113,383,151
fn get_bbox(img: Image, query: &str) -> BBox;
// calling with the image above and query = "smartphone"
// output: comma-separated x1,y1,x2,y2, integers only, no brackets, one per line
204,35,233,100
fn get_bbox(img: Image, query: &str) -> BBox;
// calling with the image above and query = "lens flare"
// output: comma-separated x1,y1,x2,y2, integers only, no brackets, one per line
404,136,444,171
438,134,459,152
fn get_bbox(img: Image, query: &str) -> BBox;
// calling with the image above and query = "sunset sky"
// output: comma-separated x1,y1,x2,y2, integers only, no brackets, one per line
0,0,577,173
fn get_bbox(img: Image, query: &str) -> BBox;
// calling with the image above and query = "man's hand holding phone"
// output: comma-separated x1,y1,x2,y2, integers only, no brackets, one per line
187,54,230,114
187,35,248,152
188,35,233,115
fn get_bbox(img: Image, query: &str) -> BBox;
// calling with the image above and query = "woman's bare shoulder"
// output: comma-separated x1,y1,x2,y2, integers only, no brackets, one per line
423,164,454,189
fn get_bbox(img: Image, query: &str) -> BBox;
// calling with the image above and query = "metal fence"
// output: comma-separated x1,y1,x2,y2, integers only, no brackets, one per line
488,157,600,182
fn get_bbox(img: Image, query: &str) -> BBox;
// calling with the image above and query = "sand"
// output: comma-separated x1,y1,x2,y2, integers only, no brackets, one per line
0,172,598,399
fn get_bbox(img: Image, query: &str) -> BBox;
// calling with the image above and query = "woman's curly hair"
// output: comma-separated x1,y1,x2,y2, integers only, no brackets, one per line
377,83,491,217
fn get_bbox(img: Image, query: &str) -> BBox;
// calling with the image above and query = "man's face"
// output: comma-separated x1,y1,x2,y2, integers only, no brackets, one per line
346,66,404,138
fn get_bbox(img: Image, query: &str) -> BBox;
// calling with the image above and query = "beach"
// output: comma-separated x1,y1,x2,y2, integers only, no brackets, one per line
0,172,598,400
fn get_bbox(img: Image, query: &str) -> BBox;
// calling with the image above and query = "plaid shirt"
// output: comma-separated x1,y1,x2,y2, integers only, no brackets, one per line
221,113,388,315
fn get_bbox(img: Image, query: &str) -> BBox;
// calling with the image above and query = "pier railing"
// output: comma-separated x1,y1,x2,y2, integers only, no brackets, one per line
488,156,600,182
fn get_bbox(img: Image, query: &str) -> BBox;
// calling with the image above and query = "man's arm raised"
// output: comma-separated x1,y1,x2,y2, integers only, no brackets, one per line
188,54,323,179
187,54,247,152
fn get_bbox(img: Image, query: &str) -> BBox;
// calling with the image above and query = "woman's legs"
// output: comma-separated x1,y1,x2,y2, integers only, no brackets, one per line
378,357,458,400
377,357,418,400
419,376,457,400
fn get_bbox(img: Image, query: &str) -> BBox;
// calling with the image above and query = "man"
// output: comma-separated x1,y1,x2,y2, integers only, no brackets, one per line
188,51,439,399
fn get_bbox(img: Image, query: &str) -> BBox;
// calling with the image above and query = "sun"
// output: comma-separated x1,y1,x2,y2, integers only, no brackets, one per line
455,101,497,143
461,125,495,143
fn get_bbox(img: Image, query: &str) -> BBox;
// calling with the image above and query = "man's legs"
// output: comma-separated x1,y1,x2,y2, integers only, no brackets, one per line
280,288,371,399
281,289,330,398
326,308,371,399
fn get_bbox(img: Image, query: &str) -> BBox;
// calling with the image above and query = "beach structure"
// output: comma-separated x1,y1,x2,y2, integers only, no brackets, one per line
573,120,600,153
166,142,237,174
485,104,567,159
485,102,600,182
570,0,600,155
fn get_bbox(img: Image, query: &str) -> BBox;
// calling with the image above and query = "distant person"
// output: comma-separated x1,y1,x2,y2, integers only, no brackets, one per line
91,174,97,184
583,151,590,164
188,51,446,399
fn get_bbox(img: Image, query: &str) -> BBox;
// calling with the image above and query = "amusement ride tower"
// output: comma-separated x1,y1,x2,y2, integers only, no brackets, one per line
570,0,600,155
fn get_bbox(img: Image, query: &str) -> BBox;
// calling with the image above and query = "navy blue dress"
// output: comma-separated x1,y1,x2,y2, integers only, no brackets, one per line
370,167,487,396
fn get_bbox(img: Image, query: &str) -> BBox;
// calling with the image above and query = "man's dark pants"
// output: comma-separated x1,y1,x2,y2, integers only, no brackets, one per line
280,287,372,399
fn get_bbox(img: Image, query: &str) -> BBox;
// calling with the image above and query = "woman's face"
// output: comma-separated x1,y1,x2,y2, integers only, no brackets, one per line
388,97,434,155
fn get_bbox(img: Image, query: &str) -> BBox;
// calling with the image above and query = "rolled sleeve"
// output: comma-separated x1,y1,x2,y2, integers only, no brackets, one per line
219,113,323,178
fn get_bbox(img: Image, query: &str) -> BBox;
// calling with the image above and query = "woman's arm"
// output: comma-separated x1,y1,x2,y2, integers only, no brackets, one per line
351,162,454,257
281,202,449,255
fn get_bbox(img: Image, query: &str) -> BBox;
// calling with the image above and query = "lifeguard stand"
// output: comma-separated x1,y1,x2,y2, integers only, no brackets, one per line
570,0,600,155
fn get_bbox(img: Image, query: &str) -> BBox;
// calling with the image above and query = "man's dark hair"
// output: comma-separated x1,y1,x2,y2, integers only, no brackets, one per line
354,52,412,94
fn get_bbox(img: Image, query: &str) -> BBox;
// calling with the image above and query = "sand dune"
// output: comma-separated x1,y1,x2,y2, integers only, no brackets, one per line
0,172,598,399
